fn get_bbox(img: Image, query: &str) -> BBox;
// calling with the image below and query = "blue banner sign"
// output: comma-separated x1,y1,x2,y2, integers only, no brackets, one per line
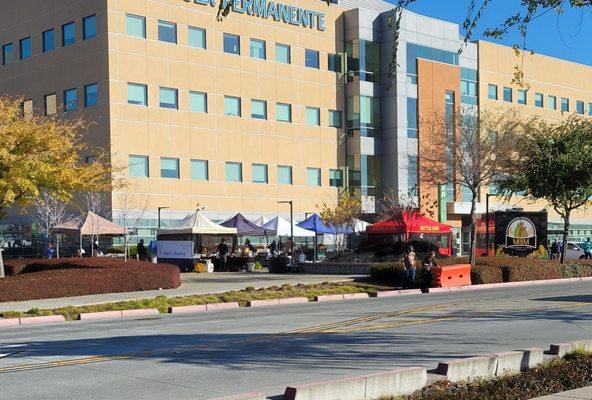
185,0,327,31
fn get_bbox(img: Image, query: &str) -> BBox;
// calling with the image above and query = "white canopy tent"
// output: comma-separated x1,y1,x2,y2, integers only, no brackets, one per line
261,217,315,237
322,219,370,245
251,216,270,227
157,210,237,236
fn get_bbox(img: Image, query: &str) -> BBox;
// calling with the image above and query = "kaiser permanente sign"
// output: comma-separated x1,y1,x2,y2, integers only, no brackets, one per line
184,0,327,31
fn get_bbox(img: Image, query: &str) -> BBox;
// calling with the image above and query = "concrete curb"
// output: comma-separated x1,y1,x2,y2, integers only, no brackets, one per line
343,293,370,300
78,311,123,320
284,376,366,400
19,315,65,325
168,305,207,314
313,294,346,302
121,308,159,318
278,297,309,305
435,355,498,382
246,299,280,308
209,392,266,400
206,302,240,311
0,318,21,327
364,367,427,398
549,339,592,357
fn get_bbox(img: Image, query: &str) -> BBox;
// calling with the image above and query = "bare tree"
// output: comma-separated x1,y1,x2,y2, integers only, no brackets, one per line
30,192,72,258
84,191,107,257
420,108,524,265
117,188,149,261
376,186,437,223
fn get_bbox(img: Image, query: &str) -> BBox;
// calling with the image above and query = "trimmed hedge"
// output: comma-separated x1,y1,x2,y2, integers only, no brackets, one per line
383,353,592,400
0,258,180,302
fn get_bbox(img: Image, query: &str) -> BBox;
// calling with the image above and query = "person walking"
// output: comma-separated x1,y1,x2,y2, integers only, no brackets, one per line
218,238,229,270
583,237,592,260
403,246,417,287
550,240,558,260
137,239,148,261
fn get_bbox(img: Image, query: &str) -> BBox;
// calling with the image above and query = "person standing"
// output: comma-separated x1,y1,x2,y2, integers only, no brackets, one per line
46,243,55,259
218,238,229,270
403,246,417,287
137,239,148,261
583,237,592,260
269,240,277,255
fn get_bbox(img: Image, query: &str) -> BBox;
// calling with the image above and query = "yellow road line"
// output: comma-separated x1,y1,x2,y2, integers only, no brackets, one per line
0,355,128,373
322,317,457,334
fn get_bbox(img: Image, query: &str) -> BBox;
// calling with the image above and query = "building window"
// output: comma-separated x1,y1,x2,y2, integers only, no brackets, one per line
276,103,292,122
225,162,242,182
576,100,584,115
160,157,180,179
158,21,177,44
83,15,97,40
329,169,343,187
276,43,290,64
224,96,241,117
126,14,146,38
305,49,319,69
460,68,478,105
190,159,208,181
517,89,527,105
22,99,33,119
159,87,178,110
188,26,206,49
445,91,455,134
2,43,14,65
488,84,498,100
249,39,266,60
251,99,267,120
42,29,55,53
189,91,207,113
328,53,342,73
306,168,321,186
306,107,320,126
63,88,77,112
548,95,557,110
128,83,147,106
129,155,149,177
347,96,381,138
252,164,268,183
223,33,240,55
278,165,292,185
62,22,75,46
407,97,418,139
347,40,381,83
561,97,569,112
19,37,31,60
84,83,98,107
44,93,57,115
534,93,544,108
408,155,418,195
328,110,342,128
406,43,457,84
589,103,592,116
503,87,512,103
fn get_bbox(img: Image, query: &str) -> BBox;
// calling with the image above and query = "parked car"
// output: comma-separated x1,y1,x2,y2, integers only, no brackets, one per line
566,242,586,260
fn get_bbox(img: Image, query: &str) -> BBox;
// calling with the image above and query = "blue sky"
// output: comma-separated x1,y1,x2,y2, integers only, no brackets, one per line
388,0,592,66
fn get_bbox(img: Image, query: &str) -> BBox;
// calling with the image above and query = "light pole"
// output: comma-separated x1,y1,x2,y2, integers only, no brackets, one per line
158,206,170,230
278,201,294,257
485,193,495,256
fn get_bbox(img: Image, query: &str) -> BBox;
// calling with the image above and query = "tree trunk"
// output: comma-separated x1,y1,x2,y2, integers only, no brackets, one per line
560,212,570,264
0,247,4,278
469,193,478,267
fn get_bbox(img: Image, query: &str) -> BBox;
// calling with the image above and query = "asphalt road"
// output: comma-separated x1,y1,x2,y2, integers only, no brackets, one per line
1,282,592,400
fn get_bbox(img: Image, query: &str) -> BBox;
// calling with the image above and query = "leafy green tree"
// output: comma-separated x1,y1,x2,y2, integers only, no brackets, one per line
498,117,592,263
0,97,113,277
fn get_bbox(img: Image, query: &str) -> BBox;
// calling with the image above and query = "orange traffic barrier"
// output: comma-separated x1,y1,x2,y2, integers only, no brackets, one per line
432,264,472,288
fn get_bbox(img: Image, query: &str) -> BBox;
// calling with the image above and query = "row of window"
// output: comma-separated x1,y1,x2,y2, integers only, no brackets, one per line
125,14,342,72
2,15,96,65
127,82,343,127
22,83,99,116
488,84,592,115
128,156,344,187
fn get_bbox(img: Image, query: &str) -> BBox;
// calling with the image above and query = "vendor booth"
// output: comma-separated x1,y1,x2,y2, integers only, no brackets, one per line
367,212,452,256
297,214,354,260
261,217,315,238
157,210,237,272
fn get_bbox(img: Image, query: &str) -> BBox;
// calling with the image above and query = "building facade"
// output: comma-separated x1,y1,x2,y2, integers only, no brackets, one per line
1,0,591,252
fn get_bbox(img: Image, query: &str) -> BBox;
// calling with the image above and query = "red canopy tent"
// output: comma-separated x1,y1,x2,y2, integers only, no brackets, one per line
366,212,453,255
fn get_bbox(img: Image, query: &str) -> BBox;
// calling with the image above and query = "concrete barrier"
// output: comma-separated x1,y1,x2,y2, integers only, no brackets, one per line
375,291,400,298
210,392,266,400
0,318,20,327
435,355,498,382
492,350,545,376
19,315,66,325
278,297,309,305
343,293,369,300
550,340,592,357
283,376,366,400
313,294,344,302
78,311,123,320
246,299,280,308
121,308,159,318
206,302,240,311
364,367,427,398
168,305,207,314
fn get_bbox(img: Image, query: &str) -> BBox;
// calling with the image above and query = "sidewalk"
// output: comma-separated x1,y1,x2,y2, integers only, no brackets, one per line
0,272,361,312
532,386,592,399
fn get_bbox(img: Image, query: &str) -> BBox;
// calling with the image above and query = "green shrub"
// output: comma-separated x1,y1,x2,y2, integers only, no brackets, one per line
471,264,503,284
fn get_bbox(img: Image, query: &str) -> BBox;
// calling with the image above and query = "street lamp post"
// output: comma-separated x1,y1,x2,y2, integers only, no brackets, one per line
278,201,294,257
158,207,170,230
485,193,495,256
